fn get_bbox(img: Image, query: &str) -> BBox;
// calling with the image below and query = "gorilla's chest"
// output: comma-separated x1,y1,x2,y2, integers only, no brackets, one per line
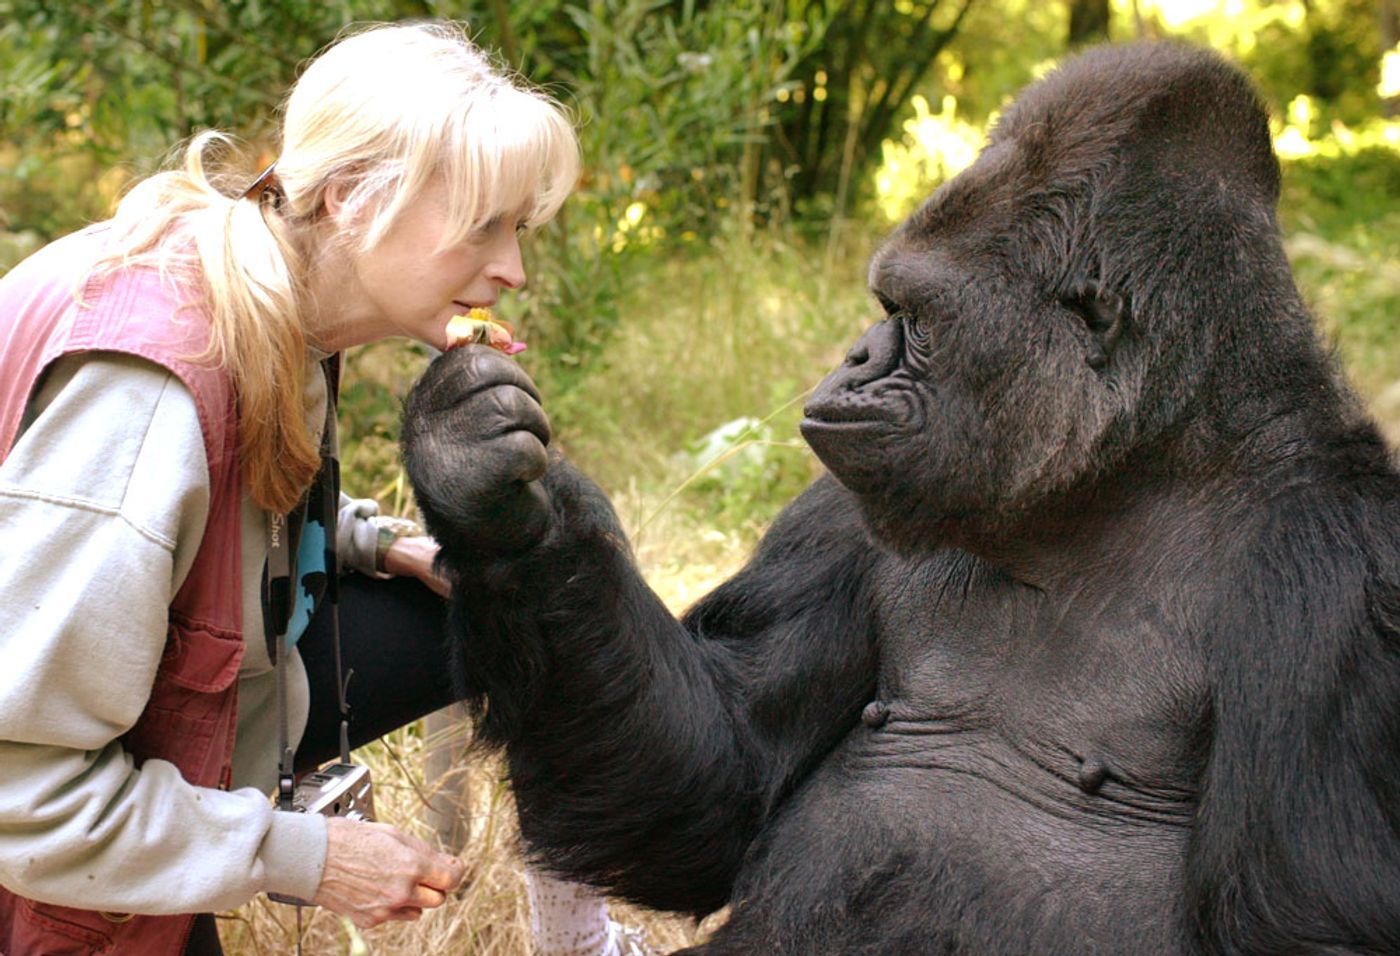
867,554,1208,785
811,556,1206,924
724,560,1208,953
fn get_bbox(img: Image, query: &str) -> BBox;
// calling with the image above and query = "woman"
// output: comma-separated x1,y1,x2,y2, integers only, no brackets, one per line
0,20,642,956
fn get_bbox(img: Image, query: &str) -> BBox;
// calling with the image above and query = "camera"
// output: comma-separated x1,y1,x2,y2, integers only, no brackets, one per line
287,762,375,820
268,762,375,906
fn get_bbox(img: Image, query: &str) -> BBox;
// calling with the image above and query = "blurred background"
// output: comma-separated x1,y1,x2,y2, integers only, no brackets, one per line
2,0,1397,951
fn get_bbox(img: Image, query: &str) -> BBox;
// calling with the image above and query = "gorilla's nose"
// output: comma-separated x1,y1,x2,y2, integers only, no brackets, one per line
802,319,903,424
829,319,903,390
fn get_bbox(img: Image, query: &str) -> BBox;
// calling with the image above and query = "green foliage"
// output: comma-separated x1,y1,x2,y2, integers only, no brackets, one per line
496,0,819,387
1280,143,1400,397
872,91,984,224
1283,145,1400,246
768,0,976,216
931,0,1064,119
1243,0,1382,122
0,0,432,240
1090,0,1389,123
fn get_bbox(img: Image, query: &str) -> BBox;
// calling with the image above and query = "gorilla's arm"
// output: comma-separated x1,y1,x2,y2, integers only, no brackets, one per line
463,469,877,915
1188,483,1400,954
403,350,879,915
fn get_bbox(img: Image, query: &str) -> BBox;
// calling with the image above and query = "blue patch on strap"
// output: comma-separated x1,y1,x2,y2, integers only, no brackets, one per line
284,517,327,647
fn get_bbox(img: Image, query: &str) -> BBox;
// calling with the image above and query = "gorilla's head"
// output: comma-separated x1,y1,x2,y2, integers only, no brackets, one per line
801,42,1311,554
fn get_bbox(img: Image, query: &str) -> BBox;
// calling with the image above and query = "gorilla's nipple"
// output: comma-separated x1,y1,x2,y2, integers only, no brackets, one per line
861,700,891,729
1077,756,1112,795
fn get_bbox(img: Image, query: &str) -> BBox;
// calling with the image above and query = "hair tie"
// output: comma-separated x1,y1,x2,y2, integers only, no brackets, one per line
242,162,284,207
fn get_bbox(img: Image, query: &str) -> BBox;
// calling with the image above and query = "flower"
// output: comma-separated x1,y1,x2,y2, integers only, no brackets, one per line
445,307,527,355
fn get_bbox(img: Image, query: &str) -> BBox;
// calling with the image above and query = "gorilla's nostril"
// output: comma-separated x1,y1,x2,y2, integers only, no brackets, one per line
847,344,869,365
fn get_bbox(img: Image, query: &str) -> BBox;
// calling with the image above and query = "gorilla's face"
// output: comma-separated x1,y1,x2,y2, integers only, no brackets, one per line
800,43,1285,555
801,142,1130,552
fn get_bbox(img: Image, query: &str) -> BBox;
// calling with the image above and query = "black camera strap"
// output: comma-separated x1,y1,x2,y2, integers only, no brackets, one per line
262,357,352,813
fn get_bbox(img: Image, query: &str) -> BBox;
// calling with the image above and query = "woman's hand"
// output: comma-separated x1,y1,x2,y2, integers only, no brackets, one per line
312,816,466,928
381,534,451,597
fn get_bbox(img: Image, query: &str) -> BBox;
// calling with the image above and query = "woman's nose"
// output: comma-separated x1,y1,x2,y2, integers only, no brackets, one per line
490,234,526,289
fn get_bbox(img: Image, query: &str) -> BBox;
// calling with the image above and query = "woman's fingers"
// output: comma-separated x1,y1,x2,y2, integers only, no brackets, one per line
312,818,466,928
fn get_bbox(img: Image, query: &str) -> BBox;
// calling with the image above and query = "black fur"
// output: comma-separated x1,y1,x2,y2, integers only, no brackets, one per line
402,42,1400,954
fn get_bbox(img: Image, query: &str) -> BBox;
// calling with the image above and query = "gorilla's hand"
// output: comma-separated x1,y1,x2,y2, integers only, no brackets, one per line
401,346,553,555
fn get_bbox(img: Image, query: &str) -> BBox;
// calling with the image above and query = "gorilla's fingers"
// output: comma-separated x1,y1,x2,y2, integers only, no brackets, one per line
409,347,542,417
451,346,543,401
480,387,552,447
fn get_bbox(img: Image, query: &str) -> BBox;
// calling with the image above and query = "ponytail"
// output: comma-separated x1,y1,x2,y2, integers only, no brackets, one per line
99,132,319,512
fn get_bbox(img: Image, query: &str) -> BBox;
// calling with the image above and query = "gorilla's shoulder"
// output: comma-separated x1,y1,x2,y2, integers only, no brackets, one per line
682,475,878,631
1213,460,1400,631
755,473,867,558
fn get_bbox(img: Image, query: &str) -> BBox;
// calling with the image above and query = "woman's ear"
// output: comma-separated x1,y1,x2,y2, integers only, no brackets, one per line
322,178,352,222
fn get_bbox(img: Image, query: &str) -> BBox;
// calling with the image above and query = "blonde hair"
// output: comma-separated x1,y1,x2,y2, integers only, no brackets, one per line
99,21,580,512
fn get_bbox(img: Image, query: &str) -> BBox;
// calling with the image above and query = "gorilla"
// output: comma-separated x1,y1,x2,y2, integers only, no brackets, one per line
402,43,1400,955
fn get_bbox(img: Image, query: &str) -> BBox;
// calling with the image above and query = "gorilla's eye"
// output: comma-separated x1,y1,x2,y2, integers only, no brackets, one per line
901,310,931,350
874,292,929,350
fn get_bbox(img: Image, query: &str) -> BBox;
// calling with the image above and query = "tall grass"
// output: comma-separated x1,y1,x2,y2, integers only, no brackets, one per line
543,231,876,474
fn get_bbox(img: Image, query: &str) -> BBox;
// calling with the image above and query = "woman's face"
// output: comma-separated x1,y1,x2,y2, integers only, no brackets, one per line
327,176,528,351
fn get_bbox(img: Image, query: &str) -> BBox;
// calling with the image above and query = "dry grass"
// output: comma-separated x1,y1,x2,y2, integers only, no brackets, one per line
216,740,720,955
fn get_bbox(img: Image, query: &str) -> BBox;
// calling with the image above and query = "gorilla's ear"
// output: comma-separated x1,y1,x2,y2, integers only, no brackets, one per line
1062,281,1128,371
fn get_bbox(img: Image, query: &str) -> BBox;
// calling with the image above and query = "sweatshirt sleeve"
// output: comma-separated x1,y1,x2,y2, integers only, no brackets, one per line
336,492,425,578
337,492,391,577
0,352,326,914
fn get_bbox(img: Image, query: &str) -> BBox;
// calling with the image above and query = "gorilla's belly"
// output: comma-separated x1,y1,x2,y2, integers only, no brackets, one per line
712,721,1191,955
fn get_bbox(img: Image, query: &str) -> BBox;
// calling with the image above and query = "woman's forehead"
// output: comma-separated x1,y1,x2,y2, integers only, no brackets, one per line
439,174,538,222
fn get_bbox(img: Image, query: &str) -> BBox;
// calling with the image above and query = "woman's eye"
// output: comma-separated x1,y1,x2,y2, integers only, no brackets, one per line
474,214,519,237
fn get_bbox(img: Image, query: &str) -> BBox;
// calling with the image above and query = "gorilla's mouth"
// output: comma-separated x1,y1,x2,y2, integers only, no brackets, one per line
800,409,891,427
801,387,921,433
798,411,898,449
799,410,908,492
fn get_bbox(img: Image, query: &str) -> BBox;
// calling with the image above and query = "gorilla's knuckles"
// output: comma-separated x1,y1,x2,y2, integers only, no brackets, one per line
400,349,556,553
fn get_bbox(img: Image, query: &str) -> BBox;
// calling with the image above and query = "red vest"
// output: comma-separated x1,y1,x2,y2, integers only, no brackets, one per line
0,227,245,956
